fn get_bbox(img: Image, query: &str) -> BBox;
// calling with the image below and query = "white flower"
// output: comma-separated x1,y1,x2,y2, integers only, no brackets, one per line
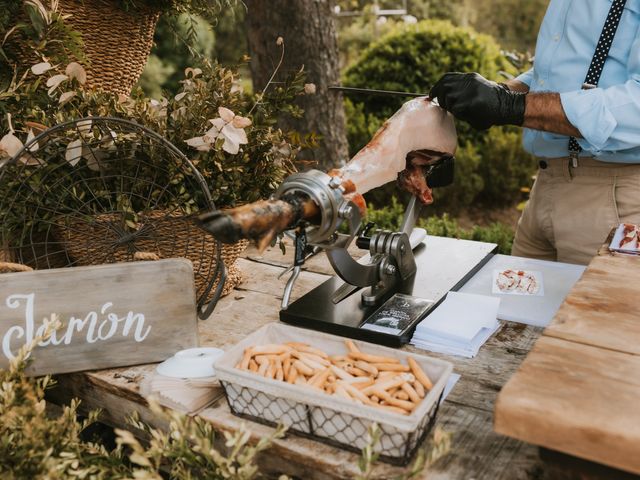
185,136,210,152
184,67,202,78
185,107,251,155
65,138,86,166
0,132,23,159
46,74,68,95
77,118,92,135
31,62,52,75
65,62,87,84
304,83,317,95
218,106,235,123
276,36,284,46
59,91,76,106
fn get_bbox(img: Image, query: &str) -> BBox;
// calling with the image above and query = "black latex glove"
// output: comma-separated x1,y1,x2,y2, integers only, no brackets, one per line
430,72,526,130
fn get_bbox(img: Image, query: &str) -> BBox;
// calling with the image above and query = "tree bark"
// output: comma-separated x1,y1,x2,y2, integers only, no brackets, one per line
245,0,349,170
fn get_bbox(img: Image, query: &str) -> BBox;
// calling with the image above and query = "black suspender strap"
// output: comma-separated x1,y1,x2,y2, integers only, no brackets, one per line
568,0,628,164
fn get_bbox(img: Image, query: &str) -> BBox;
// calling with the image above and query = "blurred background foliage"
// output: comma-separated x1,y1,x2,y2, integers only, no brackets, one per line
134,0,544,248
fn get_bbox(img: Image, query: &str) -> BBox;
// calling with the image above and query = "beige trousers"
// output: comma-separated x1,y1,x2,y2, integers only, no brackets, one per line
511,157,640,265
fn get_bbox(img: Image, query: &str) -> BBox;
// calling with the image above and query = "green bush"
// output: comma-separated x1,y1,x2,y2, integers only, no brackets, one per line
343,20,536,211
364,199,515,255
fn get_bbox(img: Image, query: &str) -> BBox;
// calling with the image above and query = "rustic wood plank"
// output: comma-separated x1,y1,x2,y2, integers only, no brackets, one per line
49,369,543,480
544,254,640,356
495,336,640,474
0,259,198,376
44,255,551,479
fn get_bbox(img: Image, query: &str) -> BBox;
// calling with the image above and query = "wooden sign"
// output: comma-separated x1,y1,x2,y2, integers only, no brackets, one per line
0,259,198,376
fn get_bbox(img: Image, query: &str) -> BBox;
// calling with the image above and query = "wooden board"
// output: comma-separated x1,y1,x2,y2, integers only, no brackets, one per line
544,254,640,355
495,336,640,474
45,256,552,479
0,259,198,375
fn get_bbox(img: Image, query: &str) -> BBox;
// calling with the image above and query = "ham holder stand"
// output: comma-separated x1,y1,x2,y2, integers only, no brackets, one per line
272,157,496,347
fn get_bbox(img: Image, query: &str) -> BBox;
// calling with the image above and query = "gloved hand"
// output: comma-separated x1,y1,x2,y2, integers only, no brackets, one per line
429,72,526,130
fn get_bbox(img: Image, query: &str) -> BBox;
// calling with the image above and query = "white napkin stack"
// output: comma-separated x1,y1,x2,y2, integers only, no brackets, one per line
411,291,500,358
139,374,224,415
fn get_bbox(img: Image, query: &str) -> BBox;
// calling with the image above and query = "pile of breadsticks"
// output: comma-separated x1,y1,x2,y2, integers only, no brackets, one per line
234,339,434,415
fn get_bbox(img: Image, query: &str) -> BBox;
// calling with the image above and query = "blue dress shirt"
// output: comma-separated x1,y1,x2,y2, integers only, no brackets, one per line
517,0,640,162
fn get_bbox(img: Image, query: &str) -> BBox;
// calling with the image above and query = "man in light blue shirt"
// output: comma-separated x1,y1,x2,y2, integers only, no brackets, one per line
430,0,640,265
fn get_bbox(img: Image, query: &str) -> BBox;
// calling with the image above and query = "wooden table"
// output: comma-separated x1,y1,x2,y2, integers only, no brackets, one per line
495,252,640,475
48,239,550,479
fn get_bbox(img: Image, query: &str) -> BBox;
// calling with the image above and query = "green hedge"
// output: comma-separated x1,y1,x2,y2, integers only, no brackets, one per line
343,20,536,211
365,197,515,255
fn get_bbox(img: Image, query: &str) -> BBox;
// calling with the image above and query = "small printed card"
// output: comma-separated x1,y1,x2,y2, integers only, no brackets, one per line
360,294,434,335
492,269,544,296
609,223,640,253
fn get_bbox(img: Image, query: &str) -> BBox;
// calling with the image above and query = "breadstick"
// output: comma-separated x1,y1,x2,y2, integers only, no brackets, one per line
345,339,360,353
395,391,410,401
408,357,433,390
339,381,376,406
293,360,314,377
252,344,290,355
257,360,269,377
283,355,291,379
290,344,329,359
330,364,355,381
351,378,375,390
297,352,330,367
311,367,332,389
334,385,351,400
372,363,410,372
240,348,253,370
275,358,284,382
362,376,405,396
330,355,349,363
370,395,380,404
254,355,270,366
346,366,369,377
348,351,400,364
377,371,396,380
287,366,298,384
372,389,415,412
413,380,425,398
402,382,421,403
294,355,325,372
353,360,378,377
249,359,259,373
266,358,277,379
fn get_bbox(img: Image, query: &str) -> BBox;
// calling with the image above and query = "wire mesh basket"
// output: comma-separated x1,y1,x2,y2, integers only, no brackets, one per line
0,117,231,317
215,323,452,466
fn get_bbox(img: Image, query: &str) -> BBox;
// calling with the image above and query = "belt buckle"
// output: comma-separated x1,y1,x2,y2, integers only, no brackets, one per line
569,150,579,168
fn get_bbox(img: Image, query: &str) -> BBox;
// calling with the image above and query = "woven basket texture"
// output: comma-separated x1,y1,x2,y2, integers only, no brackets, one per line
52,211,248,299
7,0,160,95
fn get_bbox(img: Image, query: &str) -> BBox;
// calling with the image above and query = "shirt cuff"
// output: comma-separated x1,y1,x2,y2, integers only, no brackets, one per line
515,68,534,88
560,89,618,151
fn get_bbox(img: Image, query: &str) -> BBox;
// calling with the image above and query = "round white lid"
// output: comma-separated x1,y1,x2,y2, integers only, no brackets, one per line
156,347,225,379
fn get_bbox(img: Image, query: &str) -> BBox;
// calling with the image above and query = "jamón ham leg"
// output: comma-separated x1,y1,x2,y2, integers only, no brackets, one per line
199,98,456,249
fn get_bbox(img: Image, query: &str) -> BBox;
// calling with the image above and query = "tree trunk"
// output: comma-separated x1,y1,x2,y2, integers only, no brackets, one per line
245,0,349,170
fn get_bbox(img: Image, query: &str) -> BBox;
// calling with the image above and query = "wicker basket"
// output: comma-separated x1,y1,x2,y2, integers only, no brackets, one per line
53,211,248,300
7,0,160,95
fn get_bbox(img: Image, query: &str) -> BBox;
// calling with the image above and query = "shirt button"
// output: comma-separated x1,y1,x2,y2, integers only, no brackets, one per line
553,34,560,42
539,79,545,86
539,160,548,169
